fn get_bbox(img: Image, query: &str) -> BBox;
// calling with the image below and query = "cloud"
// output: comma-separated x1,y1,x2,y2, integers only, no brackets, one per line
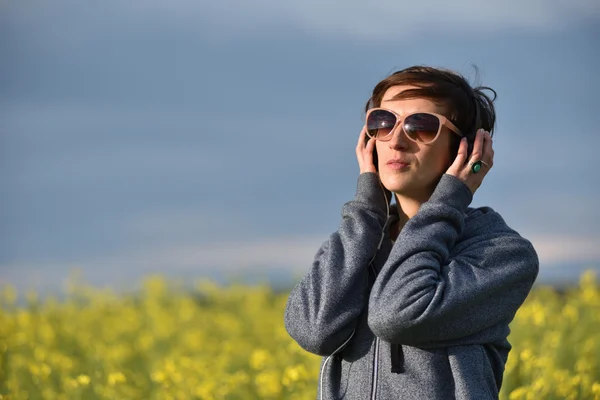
527,234,600,265
0,235,326,291
110,232,600,271
114,0,600,39
104,235,326,272
2,232,598,292
5,0,599,45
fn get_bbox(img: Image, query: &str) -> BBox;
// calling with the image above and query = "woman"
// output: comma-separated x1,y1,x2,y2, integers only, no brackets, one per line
284,66,539,400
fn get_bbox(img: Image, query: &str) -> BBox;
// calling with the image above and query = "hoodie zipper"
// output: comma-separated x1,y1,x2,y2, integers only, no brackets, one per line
368,263,380,400
370,337,380,400
369,184,390,400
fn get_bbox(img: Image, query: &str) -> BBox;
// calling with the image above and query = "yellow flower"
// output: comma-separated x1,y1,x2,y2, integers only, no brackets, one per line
250,349,271,370
107,372,126,386
1,284,17,305
0,272,597,400
520,349,533,362
509,386,528,400
255,370,282,398
64,378,78,389
562,304,579,321
151,371,166,383
195,381,217,399
283,364,310,387
76,374,90,386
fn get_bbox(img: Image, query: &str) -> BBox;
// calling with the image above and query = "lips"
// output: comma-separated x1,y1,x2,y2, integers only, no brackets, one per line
387,159,410,166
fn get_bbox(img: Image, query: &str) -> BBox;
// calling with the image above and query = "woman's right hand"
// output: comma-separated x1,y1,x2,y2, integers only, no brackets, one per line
356,126,378,174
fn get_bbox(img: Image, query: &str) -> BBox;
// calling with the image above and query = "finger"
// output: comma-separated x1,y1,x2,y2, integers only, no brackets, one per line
358,136,377,174
356,127,367,159
356,125,367,149
362,137,375,166
483,131,494,167
365,136,376,154
470,129,485,161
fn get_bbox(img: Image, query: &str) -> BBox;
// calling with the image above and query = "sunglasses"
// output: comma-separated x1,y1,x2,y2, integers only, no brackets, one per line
365,108,464,144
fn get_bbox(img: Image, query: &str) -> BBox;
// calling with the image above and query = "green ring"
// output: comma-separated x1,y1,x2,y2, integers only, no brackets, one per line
471,161,482,173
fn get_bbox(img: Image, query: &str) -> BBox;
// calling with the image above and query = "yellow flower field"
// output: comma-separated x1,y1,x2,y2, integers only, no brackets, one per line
1,270,599,399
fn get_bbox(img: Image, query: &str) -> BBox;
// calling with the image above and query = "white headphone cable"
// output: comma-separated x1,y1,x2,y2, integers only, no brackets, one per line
319,179,390,400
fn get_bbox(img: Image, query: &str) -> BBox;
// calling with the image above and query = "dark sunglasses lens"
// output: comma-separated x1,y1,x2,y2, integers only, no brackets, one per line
366,110,396,139
404,113,441,143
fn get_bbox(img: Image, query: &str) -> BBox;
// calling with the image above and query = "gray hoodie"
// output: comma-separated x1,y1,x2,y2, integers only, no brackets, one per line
284,173,539,400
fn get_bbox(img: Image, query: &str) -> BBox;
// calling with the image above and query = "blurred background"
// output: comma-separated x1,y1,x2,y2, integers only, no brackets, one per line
2,0,599,294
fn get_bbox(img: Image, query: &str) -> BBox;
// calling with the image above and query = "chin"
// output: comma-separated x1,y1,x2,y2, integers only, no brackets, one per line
380,175,412,194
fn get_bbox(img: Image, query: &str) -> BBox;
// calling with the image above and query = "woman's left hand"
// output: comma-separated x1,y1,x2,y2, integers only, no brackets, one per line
446,129,494,195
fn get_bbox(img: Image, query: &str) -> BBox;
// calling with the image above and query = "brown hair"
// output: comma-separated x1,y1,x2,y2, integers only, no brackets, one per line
365,65,497,157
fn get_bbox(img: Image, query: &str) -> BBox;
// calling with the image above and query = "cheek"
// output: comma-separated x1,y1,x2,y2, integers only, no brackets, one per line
438,149,452,170
421,144,452,176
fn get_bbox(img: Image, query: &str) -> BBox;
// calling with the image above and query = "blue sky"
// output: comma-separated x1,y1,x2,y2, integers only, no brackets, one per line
1,1,599,291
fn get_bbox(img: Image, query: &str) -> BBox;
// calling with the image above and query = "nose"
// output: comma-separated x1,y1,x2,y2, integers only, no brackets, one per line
387,124,410,150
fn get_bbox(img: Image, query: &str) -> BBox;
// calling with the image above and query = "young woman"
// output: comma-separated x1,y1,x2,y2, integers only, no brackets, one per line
284,66,539,399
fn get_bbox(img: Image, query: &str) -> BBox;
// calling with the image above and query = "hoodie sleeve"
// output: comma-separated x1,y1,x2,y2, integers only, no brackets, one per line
367,174,539,346
284,173,389,356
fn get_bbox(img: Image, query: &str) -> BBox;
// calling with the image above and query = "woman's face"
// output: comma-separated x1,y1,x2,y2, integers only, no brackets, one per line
374,85,454,200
